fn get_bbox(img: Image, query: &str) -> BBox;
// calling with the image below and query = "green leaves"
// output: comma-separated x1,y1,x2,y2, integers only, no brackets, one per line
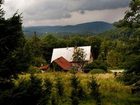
115,0,140,28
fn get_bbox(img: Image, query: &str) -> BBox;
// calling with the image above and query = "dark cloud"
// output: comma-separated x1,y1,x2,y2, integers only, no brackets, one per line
4,0,130,20
3,0,130,26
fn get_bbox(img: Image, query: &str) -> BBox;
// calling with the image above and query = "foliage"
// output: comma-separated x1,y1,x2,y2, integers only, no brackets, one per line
31,57,46,67
1,73,140,105
0,0,4,18
69,36,88,47
42,34,58,63
39,78,53,105
72,47,86,63
25,35,47,67
107,50,123,68
27,66,41,73
72,47,87,71
84,60,107,71
121,55,140,85
0,6,32,80
26,74,42,105
29,34,43,57
114,0,140,28
0,74,43,105
55,77,64,97
87,36,101,59
113,0,140,85
88,77,101,105
70,75,80,105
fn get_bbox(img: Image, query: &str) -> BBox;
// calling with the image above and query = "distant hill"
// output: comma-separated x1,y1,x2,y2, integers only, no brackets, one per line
23,21,113,35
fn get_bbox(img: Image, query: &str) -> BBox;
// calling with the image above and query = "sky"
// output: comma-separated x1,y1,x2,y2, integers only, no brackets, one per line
3,0,131,26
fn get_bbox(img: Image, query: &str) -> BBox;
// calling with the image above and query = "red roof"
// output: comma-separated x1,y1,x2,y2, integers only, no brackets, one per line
53,57,72,71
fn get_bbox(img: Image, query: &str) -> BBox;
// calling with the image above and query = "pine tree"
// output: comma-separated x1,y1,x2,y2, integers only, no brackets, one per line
0,1,31,80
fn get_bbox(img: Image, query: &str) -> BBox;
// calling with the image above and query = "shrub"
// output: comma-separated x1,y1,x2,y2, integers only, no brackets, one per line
121,73,140,85
69,68,78,74
77,85,86,100
27,66,41,73
55,77,64,97
70,75,80,105
10,78,30,105
84,60,107,71
9,74,42,105
121,55,140,85
55,77,65,104
38,78,53,105
28,74,43,105
32,57,47,67
88,77,101,105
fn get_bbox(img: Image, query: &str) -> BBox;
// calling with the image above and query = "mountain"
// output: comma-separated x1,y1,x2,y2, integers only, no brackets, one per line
23,21,113,35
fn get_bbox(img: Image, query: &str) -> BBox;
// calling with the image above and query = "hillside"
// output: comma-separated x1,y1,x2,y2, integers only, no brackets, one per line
23,21,113,35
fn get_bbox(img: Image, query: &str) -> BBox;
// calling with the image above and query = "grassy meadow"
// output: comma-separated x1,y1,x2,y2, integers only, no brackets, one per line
16,72,140,105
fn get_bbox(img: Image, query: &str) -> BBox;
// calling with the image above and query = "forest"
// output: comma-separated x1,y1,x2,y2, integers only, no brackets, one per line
0,0,140,105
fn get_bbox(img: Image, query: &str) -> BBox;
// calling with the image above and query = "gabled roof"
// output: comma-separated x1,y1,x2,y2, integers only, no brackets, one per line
53,56,72,71
51,46,91,62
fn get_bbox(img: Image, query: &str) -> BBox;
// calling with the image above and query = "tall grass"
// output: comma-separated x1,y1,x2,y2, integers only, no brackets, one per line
16,73,139,105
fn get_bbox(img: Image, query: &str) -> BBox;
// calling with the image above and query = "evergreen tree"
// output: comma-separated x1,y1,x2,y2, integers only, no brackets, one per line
70,75,80,105
114,0,140,28
0,0,4,18
0,1,31,80
114,0,140,84
88,77,101,105
39,78,53,105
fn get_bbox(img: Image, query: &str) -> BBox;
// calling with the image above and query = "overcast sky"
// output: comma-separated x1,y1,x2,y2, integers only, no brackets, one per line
3,0,131,26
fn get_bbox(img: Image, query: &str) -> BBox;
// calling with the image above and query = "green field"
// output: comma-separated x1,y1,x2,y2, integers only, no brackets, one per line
17,73,140,105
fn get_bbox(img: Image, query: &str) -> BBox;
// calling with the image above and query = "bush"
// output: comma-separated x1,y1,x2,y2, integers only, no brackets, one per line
70,75,80,105
84,60,107,71
88,77,101,105
55,77,64,97
121,55,140,85
28,74,43,105
69,68,78,74
39,78,53,105
9,74,42,105
32,57,47,67
121,73,140,85
27,66,41,73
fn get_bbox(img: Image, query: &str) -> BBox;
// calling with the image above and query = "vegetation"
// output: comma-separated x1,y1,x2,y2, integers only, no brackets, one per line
0,0,140,105
0,73,139,105
0,0,32,84
72,47,87,71
88,77,101,105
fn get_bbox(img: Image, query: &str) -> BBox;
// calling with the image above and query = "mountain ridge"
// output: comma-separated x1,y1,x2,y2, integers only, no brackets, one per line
23,21,113,35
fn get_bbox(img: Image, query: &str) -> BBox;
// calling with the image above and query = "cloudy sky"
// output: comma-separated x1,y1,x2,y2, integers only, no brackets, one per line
3,0,131,26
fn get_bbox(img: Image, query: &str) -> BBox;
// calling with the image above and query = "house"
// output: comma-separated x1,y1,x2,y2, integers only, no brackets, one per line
51,56,73,71
51,46,92,63
51,46,92,71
